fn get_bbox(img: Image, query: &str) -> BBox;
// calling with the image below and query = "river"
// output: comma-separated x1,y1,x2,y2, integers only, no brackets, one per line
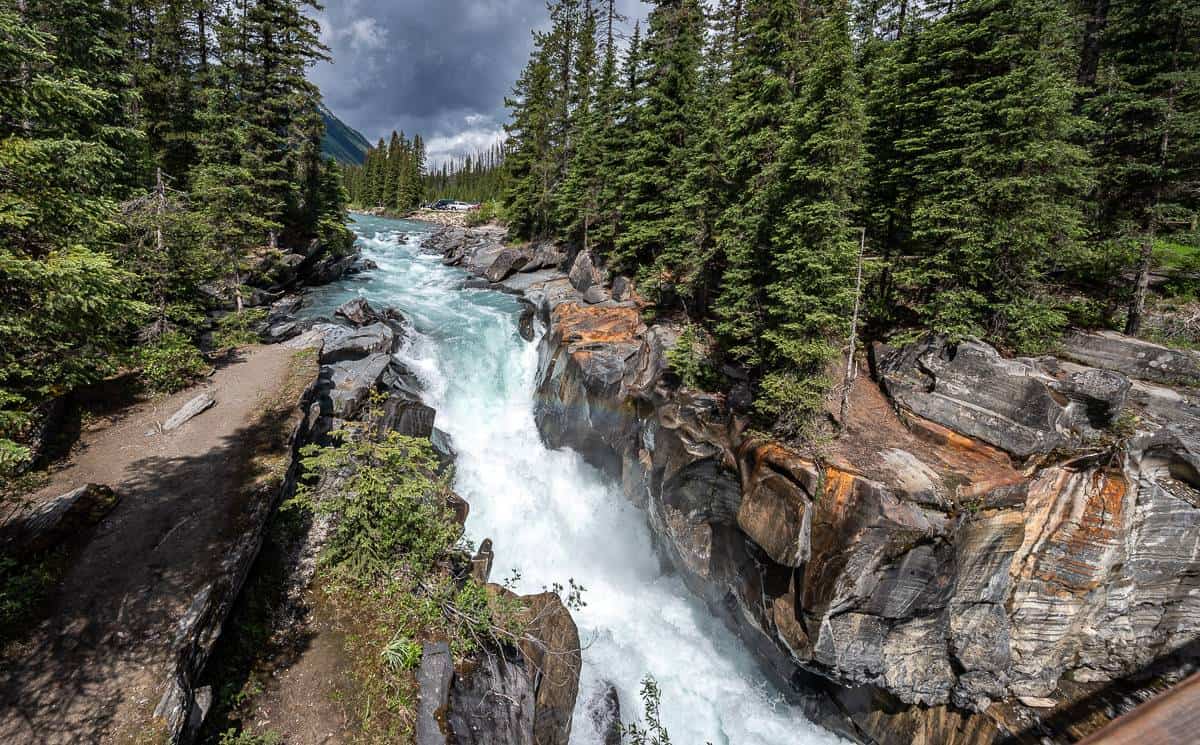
303,215,844,745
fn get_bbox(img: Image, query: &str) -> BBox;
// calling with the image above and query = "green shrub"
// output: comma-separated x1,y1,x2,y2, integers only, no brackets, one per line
1000,296,1068,355
0,554,56,642
381,634,423,672
217,730,281,745
465,200,501,227
0,438,31,484
666,325,717,390
621,676,674,745
755,369,832,438
213,308,268,350
293,429,463,580
137,331,211,393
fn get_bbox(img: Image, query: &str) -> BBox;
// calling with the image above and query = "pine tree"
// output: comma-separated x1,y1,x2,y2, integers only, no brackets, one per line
611,0,706,278
0,3,147,469
1084,0,1200,335
891,0,1090,348
667,0,741,312
504,23,558,237
592,19,642,258
712,0,808,364
555,0,601,247
759,0,867,430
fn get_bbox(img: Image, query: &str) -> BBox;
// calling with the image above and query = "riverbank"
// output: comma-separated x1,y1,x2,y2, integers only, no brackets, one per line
351,206,489,228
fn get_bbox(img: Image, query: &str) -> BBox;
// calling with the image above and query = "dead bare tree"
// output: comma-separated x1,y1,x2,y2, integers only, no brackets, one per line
840,227,868,427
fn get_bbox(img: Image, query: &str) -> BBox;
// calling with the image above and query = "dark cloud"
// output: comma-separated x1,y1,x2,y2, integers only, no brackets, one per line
311,0,647,167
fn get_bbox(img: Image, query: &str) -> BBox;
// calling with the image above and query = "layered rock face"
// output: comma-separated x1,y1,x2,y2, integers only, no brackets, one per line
425,225,1200,745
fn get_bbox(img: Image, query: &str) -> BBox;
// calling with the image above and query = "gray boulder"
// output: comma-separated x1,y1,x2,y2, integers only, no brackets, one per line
268,295,303,323
568,250,605,293
446,649,535,745
876,336,1131,458
585,684,622,745
372,394,436,438
416,642,454,745
319,322,396,364
484,248,532,282
335,297,384,326
583,286,610,305
521,241,568,273
325,353,391,419
1060,329,1200,386
611,276,635,302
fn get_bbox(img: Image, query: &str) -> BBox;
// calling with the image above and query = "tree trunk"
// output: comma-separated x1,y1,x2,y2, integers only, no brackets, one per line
1125,231,1155,336
1076,0,1110,91
841,228,868,427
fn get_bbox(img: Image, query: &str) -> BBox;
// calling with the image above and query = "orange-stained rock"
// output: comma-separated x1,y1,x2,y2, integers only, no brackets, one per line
551,301,643,346
735,440,820,567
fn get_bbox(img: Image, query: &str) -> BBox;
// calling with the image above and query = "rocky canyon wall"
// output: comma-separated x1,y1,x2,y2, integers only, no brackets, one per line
426,226,1200,745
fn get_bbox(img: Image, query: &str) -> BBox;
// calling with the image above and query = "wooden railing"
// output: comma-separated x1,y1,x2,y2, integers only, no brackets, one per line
1078,671,1200,744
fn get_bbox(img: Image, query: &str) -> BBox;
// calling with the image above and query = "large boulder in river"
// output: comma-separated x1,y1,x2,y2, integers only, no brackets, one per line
323,353,392,419
371,393,436,439
335,297,384,326
319,322,396,364
484,248,532,283
443,589,581,745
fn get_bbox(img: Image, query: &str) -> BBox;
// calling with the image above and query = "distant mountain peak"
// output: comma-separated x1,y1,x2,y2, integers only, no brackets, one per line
321,106,371,165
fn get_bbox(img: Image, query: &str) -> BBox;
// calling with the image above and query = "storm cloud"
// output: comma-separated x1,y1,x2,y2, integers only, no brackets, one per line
310,0,648,167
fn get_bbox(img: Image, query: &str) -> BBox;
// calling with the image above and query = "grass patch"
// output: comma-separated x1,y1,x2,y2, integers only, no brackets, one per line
1154,239,1200,271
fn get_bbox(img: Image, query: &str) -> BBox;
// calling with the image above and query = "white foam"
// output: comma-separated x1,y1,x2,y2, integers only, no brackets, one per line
321,216,846,745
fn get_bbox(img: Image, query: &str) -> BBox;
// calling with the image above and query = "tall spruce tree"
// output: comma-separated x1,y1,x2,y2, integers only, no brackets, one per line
892,0,1089,348
1084,0,1199,335
712,0,808,364
0,2,147,470
555,0,601,247
504,21,558,237
611,0,706,277
759,0,867,430
592,19,641,258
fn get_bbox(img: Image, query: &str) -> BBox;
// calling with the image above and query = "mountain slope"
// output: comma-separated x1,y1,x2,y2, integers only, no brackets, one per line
320,105,371,165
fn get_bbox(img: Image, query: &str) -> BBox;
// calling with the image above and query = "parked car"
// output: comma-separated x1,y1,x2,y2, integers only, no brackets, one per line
429,199,481,212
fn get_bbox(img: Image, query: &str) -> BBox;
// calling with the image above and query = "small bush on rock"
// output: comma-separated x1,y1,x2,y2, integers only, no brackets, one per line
666,325,718,391
137,331,211,393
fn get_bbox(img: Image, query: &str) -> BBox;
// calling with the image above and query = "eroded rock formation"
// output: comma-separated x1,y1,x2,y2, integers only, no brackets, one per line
425,225,1200,745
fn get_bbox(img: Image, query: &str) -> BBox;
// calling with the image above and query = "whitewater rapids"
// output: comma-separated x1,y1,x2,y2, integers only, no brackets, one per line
303,215,846,745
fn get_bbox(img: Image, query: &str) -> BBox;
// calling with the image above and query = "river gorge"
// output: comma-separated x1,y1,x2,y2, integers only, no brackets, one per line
302,215,845,745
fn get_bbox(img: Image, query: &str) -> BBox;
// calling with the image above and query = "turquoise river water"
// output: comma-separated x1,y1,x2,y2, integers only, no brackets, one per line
302,215,845,745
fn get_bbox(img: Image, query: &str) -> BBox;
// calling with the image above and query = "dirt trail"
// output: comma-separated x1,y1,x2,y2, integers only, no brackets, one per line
0,344,306,744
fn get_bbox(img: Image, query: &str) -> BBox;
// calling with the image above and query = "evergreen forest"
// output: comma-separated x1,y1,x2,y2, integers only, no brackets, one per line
502,0,1200,433
0,0,351,476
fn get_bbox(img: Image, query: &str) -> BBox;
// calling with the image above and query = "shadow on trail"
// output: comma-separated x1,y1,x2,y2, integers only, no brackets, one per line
0,363,302,744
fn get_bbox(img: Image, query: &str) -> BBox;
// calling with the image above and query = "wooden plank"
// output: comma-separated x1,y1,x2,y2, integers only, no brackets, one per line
1079,672,1200,745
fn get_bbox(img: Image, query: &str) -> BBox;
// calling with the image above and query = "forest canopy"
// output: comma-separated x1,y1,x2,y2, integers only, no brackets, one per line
0,0,351,477
501,0,1200,435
